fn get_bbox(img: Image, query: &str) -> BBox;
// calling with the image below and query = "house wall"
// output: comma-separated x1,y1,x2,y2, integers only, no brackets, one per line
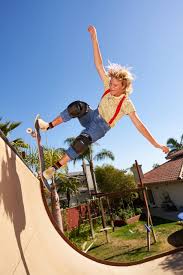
60,189,91,208
149,181,183,209
70,191,90,207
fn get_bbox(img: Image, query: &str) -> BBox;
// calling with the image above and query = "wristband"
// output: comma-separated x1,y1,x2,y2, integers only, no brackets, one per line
48,122,54,129
53,161,62,170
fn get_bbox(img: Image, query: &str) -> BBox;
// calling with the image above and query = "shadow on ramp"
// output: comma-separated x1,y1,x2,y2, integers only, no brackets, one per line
0,144,30,275
160,250,183,274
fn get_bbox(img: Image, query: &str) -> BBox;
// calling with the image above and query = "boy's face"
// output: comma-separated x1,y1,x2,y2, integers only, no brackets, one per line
109,77,125,96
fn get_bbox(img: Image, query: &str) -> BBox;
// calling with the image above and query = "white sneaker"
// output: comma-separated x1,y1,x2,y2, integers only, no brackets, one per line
38,118,49,131
43,167,56,180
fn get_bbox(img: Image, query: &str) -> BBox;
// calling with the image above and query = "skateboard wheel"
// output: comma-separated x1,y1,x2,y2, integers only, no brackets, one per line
26,128,33,134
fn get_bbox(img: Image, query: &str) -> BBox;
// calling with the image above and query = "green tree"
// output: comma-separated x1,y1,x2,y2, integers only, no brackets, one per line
95,164,136,193
152,163,160,169
0,117,28,152
24,145,80,200
25,146,67,174
64,137,114,164
24,146,39,173
56,173,80,208
64,137,115,192
166,134,183,153
95,165,138,215
25,145,70,231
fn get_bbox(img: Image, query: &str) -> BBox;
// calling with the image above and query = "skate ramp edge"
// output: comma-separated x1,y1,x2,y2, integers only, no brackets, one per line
0,132,183,275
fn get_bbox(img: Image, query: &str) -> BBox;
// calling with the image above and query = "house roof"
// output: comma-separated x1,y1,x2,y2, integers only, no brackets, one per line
166,149,183,160
142,150,183,185
68,171,84,177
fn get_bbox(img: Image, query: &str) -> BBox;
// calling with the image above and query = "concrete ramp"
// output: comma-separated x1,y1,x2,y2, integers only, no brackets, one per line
0,134,183,275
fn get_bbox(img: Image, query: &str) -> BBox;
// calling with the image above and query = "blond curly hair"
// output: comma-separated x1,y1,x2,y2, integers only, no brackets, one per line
106,62,134,95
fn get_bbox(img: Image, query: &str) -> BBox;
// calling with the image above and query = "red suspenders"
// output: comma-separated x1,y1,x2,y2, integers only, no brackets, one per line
101,89,110,98
101,89,126,126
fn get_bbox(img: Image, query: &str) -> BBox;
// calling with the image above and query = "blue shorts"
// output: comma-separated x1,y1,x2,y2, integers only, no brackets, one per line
60,107,111,159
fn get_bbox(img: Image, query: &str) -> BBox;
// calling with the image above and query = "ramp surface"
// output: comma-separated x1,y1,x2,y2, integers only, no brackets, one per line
0,134,183,275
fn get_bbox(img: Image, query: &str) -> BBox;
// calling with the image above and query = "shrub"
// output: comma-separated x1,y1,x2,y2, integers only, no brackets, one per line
116,206,142,220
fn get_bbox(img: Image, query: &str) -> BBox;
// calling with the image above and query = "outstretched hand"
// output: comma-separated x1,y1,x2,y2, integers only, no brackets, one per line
159,145,169,154
88,25,97,40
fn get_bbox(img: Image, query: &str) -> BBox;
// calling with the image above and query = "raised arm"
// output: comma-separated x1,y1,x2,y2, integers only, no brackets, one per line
129,111,169,154
88,25,106,81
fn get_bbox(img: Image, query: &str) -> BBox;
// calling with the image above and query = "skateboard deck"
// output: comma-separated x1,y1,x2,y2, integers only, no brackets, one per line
26,115,51,192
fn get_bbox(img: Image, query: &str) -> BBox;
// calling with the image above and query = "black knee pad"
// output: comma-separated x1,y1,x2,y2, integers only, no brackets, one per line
71,133,92,154
67,101,89,118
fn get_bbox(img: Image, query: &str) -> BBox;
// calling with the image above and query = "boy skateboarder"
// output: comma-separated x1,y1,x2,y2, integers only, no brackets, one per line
38,25,169,180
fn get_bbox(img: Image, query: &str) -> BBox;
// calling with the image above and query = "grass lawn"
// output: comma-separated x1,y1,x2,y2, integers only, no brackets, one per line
84,217,183,263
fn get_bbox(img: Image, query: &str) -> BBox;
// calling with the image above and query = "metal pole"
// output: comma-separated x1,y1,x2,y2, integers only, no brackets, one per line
135,160,157,243
87,200,95,239
99,197,110,243
106,196,115,232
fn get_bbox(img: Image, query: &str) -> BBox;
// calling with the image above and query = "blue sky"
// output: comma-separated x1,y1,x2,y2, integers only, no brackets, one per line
1,0,182,174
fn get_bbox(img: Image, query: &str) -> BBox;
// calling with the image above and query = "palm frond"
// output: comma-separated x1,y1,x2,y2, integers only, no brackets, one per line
11,138,29,149
166,135,183,153
94,149,115,161
7,121,21,132
64,137,75,146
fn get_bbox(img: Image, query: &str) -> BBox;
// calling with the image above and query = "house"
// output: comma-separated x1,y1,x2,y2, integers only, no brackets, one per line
135,150,183,211
59,163,97,207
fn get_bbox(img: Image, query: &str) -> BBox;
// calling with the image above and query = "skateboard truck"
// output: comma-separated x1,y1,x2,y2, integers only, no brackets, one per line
26,128,36,138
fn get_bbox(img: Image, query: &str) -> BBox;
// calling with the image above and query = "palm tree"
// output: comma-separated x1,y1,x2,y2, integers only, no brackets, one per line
166,134,183,153
25,146,67,174
64,137,114,164
25,145,77,231
24,146,39,174
0,118,29,153
64,137,115,193
56,173,80,207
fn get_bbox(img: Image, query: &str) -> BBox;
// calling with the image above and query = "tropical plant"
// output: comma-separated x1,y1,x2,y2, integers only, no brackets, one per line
24,145,80,204
64,137,115,193
0,117,29,152
25,146,67,174
56,173,80,207
166,134,183,153
64,137,114,164
25,145,71,230
24,146,39,173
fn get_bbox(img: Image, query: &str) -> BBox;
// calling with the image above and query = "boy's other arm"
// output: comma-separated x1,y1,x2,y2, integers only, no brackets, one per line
88,25,106,81
128,111,169,154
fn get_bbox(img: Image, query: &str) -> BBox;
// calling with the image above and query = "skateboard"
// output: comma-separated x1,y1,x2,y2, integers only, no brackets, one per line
26,115,51,192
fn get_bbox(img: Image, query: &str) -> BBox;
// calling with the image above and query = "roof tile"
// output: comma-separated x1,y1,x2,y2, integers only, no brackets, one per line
143,157,183,184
